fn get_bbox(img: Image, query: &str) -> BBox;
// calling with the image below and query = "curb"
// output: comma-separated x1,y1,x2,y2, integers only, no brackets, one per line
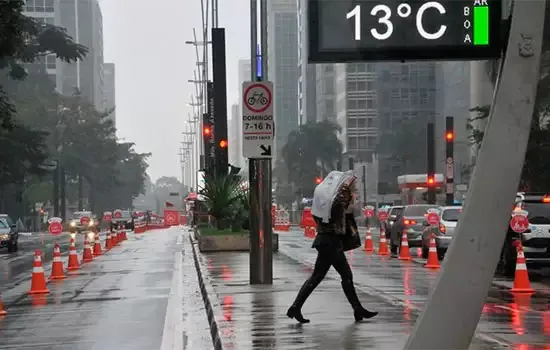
189,233,225,350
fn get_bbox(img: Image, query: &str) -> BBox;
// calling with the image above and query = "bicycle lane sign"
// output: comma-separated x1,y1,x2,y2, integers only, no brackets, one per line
242,81,274,159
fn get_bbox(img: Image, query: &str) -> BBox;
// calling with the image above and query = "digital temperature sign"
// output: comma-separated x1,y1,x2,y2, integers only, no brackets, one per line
308,0,502,62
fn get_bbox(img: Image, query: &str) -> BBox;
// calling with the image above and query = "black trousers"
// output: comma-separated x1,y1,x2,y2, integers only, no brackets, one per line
309,246,353,285
290,245,365,312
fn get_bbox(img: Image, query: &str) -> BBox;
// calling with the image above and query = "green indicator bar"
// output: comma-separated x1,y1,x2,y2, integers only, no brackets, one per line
473,6,489,46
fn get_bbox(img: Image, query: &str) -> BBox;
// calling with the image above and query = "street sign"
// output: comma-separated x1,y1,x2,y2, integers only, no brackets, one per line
445,157,454,179
103,211,113,222
47,217,63,235
364,206,375,218
427,212,440,226
510,213,529,233
377,210,389,221
307,0,502,63
80,216,90,226
242,81,274,159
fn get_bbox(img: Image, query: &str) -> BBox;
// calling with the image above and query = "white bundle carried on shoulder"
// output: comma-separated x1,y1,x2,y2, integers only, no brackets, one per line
311,170,356,223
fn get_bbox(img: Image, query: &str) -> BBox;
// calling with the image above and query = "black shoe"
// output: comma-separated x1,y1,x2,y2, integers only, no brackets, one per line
287,305,310,323
341,280,378,321
353,307,378,322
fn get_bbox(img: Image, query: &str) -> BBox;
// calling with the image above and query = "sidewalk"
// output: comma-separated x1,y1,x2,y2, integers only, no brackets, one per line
192,241,499,349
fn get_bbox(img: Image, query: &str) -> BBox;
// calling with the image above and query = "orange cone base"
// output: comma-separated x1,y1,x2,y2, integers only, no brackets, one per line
82,257,93,263
364,247,373,252
49,275,66,280
28,289,50,295
67,267,80,272
398,256,412,261
511,287,535,294
0,310,6,316
424,263,440,269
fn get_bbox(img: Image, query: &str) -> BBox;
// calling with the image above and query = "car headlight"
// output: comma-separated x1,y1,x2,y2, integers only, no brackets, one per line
0,234,8,240
70,221,76,227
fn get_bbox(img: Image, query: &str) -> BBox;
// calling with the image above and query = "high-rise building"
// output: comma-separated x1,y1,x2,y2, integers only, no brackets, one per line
334,63,378,163
229,103,241,168
375,62,438,191
25,0,105,111
268,0,299,158
315,64,336,123
236,59,251,169
103,63,115,125
297,0,316,125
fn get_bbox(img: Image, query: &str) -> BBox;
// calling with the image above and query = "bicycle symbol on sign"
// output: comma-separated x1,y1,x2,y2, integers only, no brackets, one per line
247,91,269,106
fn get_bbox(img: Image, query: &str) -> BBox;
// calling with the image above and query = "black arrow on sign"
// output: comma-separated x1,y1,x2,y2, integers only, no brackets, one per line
260,145,271,156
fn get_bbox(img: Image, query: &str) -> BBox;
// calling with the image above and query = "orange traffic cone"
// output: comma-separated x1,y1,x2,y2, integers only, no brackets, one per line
398,231,412,261
0,295,7,316
93,232,103,256
424,233,440,269
511,244,535,294
67,237,80,271
112,229,119,245
378,230,390,256
363,228,374,252
49,243,66,280
29,250,49,294
105,231,112,250
82,237,94,263
122,229,128,240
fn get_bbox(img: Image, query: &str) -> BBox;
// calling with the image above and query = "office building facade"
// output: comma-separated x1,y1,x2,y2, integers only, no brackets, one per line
103,63,115,125
297,0,317,125
25,0,105,111
268,0,299,157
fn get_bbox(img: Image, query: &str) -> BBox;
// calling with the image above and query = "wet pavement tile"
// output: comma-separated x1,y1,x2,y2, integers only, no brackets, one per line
276,231,550,349
0,227,202,350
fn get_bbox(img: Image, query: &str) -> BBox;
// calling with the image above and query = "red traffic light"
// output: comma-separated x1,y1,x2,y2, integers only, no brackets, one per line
315,177,322,184
203,126,212,136
427,177,435,186
219,140,227,148
445,132,454,141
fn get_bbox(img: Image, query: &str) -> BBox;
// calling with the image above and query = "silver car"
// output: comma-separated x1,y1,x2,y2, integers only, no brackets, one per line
421,206,462,259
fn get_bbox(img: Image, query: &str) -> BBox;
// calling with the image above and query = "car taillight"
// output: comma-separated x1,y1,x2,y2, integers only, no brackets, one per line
404,219,417,226
439,223,446,234
543,196,550,203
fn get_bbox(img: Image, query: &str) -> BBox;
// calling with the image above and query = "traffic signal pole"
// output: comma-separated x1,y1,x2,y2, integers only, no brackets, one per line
445,116,454,205
426,123,436,204
248,0,273,285
406,1,545,348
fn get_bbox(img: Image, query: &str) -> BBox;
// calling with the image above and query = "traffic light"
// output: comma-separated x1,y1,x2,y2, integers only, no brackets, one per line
315,177,322,184
426,123,436,204
219,139,227,148
203,126,212,136
445,116,454,205
427,175,435,186
203,111,215,174
39,208,45,215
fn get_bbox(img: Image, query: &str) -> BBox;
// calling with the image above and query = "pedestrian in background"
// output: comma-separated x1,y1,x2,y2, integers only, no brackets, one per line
287,171,378,323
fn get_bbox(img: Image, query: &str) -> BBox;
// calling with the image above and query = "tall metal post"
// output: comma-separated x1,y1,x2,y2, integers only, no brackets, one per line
59,166,66,220
53,163,59,217
362,165,367,206
249,0,273,285
445,116,455,205
426,123,436,204
405,1,545,348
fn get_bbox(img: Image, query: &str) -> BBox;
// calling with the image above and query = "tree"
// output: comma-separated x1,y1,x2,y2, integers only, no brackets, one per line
0,1,87,129
281,121,343,197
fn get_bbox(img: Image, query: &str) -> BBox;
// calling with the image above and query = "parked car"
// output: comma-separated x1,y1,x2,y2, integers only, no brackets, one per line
0,214,19,252
390,204,439,254
383,206,404,238
497,192,550,277
421,206,462,260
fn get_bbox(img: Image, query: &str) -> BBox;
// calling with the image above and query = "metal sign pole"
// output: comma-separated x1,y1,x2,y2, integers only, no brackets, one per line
248,0,273,285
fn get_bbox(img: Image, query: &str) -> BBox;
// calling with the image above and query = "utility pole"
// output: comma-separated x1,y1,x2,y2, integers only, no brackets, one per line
445,116,455,205
426,123,436,204
248,0,273,285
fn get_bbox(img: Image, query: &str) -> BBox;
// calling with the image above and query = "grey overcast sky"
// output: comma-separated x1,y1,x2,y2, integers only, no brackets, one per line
99,0,250,182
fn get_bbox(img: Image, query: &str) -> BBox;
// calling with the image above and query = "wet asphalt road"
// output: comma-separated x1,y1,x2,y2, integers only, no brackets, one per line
0,227,212,350
196,228,550,349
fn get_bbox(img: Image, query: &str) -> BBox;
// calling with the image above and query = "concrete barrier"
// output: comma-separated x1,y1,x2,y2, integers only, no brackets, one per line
197,231,279,253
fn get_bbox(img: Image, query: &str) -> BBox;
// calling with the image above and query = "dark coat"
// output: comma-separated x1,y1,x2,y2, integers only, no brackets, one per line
311,187,358,252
